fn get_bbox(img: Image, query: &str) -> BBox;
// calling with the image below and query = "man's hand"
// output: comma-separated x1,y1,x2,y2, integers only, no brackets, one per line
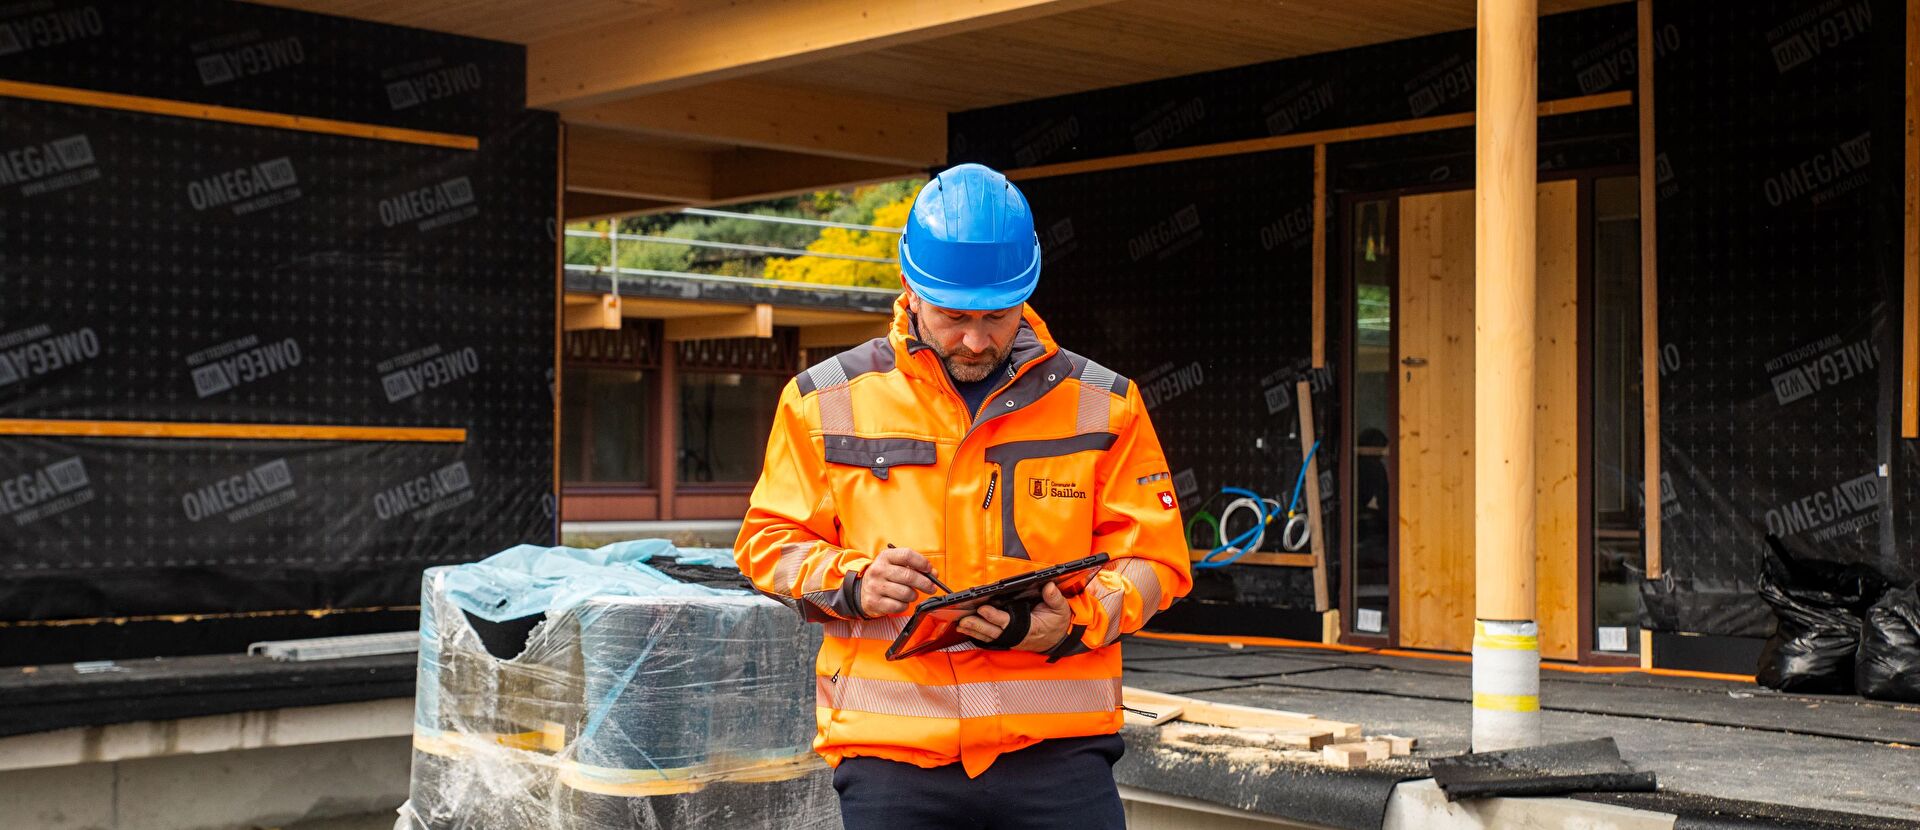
857,547,940,617
957,582,1074,652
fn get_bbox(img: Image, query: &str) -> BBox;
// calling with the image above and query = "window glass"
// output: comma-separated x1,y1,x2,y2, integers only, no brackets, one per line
678,372,785,484
562,367,650,485
1591,175,1645,654
1349,199,1394,635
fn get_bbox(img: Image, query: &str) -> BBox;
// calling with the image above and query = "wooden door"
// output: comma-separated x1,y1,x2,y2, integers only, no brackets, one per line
1395,181,1579,657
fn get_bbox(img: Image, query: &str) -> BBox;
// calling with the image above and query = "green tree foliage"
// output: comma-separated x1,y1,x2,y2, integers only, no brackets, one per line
562,178,923,284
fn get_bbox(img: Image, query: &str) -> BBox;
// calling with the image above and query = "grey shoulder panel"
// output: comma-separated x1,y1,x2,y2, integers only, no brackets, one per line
795,337,893,395
1063,349,1130,397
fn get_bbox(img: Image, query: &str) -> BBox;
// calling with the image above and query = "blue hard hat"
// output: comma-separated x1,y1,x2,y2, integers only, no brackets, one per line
898,164,1041,311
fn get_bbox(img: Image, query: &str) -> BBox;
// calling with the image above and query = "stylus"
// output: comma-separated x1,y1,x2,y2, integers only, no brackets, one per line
887,543,953,594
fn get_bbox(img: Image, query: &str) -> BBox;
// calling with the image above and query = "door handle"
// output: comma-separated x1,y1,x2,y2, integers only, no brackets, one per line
1401,357,1428,367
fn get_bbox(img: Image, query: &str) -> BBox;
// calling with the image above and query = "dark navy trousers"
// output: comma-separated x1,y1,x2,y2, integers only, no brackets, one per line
832,734,1127,830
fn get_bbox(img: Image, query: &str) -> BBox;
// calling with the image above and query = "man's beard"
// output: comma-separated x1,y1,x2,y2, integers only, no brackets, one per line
935,342,1008,383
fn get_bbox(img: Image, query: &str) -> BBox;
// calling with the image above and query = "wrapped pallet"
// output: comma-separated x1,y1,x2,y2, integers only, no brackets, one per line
398,540,839,830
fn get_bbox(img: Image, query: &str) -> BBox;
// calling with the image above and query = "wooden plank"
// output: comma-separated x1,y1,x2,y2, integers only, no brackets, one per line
1123,704,1183,727
1003,91,1630,182
0,420,465,443
0,79,476,150
1377,735,1417,755
663,304,774,341
1296,379,1330,612
564,293,623,331
1906,0,1919,439
1189,549,1317,568
1397,188,1478,653
564,79,947,167
1321,744,1370,769
1535,180,1581,661
799,321,892,349
1322,609,1341,645
1313,143,1328,368
1124,687,1362,740
1638,0,1665,577
526,0,1122,109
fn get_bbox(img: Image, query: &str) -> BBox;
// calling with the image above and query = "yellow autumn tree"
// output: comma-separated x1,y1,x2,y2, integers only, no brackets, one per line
762,183,919,287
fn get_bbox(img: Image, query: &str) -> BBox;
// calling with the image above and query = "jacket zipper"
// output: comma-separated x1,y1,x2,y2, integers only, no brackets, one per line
982,469,998,509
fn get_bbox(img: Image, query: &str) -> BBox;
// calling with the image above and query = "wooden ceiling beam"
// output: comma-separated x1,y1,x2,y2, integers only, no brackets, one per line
709,148,919,204
525,0,1122,109
563,191,684,221
664,304,775,341
563,79,947,167
564,127,713,202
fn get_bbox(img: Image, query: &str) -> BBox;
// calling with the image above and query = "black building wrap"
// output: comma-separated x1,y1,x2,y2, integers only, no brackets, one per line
1643,0,1914,637
950,5,1640,616
951,1,1916,633
0,2,557,649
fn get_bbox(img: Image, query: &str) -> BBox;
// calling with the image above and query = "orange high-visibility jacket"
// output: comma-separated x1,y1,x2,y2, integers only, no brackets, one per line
734,295,1192,777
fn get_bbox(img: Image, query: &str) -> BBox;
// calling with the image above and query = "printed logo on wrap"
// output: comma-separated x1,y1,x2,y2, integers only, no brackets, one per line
379,176,478,232
0,324,100,389
1261,363,1334,416
1131,97,1206,153
374,461,475,522
1127,205,1202,263
1765,472,1881,543
187,157,301,216
182,459,297,523
383,58,484,110
1012,117,1080,168
1139,361,1205,411
1040,217,1079,266
0,133,100,197
0,4,104,57
379,344,481,403
1762,132,1871,209
191,30,304,86
1766,0,1873,74
185,334,303,398
1764,333,1876,406
1405,55,1473,118
1263,81,1334,136
1,456,94,526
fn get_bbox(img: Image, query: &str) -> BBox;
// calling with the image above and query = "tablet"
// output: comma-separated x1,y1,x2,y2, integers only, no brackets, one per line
884,553,1109,661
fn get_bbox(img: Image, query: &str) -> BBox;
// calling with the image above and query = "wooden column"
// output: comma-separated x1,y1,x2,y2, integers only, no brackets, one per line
655,344,678,520
1312,143,1328,369
1638,0,1665,577
1472,0,1542,751
1904,0,1918,439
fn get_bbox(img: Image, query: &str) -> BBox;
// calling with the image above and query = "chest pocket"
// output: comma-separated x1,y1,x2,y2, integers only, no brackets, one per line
823,435,936,480
983,433,1116,561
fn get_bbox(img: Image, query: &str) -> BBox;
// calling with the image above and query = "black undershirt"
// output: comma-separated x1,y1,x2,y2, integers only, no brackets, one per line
952,359,1014,418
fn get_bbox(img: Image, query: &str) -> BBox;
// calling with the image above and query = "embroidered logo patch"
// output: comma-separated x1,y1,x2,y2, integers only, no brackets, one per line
1027,477,1087,500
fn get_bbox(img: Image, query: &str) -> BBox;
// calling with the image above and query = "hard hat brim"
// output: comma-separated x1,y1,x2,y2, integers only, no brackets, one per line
899,240,1041,311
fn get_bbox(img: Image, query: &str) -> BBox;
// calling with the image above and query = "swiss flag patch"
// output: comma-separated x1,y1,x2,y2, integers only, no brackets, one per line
1158,492,1177,510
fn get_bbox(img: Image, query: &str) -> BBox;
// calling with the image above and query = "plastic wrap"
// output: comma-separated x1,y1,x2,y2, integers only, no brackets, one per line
398,541,838,829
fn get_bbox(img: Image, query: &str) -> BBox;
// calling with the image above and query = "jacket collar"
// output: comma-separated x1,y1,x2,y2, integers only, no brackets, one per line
889,292,1058,384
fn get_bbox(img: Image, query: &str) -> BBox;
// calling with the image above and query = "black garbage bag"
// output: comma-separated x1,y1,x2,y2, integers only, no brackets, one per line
1754,535,1889,693
1856,584,1920,702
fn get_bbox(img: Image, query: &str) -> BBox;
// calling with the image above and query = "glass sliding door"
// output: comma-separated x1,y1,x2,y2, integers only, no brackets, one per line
1347,198,1395,638
1590,175,1646,655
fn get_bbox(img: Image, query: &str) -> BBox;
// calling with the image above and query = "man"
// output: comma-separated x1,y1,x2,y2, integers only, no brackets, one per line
734,163,1190,829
